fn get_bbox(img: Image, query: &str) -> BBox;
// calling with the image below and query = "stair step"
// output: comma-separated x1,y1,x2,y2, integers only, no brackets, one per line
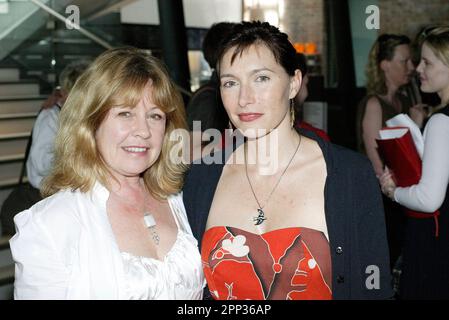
0,237,13,270
0,265,14,286
0,132,31,141
0,83,40,97
0,69,20,82
52,38,93,44
0,177,27,189
0,236,10,251
0,154,24,163
0,97,44,114
0,162,23,183
0,112,38,120
0,139,28,160
0,95,47,102
0,118,35,136
0,237,13,286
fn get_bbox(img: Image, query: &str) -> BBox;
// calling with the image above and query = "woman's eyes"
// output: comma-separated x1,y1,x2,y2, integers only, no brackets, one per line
222,75,270,87
117,110,164,121
150,113,164,121
118,111,131,117
256,75,270,82
222,80,237,88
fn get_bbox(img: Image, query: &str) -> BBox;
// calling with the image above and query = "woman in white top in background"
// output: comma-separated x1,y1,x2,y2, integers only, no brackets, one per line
380,26,449,300
10,47,205,300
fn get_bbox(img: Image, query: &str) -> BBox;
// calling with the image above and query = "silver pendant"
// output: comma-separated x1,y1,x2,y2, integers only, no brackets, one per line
144,212,160,245
253,208,267,226
143,212,156,228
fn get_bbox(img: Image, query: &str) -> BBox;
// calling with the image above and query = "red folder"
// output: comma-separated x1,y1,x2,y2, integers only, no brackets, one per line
376,127,440,236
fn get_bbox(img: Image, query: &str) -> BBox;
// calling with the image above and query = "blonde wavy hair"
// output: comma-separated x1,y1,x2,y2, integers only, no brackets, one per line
422,26,449,68
41,47,188,200
365,34,411,95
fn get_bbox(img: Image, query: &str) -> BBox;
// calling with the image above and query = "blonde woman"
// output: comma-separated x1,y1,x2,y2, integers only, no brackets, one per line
380,26,449,299
357,34,425,177
356,34,429,272
10,47,205,299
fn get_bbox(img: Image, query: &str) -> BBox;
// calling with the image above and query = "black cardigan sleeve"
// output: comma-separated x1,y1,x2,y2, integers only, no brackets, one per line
350,155,394,299
324,144,394,299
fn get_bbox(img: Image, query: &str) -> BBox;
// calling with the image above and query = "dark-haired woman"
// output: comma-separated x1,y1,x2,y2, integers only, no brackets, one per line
184,21,393,300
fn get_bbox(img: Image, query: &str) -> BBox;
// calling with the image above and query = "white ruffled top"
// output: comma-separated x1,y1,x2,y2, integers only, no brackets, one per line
11,182,205,300
121,195,205,300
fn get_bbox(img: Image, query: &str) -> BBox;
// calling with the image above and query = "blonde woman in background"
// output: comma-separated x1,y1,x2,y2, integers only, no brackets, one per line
380,26,449,299
356,34,428,275
10,47,205,299
357,34,426,176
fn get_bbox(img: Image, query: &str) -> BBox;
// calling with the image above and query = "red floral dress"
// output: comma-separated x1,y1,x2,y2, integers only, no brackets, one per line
201,226,332,300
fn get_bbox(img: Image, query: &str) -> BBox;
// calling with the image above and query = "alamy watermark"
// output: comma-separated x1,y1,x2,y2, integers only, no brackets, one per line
365,5,380,30
365,265,381,290
65,5,80,30
168,122,279,175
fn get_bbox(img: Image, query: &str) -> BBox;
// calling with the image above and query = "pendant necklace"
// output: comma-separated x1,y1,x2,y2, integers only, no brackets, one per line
144,212,160,245
141,190,160,245
244,134,301,226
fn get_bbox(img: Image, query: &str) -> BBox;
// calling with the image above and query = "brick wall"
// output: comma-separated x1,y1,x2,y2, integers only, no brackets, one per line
244,0,449,82
243,0,325,59
280,0,449,51
379,0,449,39
281,0,325,54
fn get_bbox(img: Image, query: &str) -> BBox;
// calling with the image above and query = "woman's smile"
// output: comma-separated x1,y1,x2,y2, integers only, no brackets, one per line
122,146,150,154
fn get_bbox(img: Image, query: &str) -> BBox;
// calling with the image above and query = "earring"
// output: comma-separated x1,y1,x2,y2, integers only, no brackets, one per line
290,99,296,128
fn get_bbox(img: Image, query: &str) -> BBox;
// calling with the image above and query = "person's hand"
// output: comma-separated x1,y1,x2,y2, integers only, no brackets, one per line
41,87,63,109
409,103,429,129
379,167,397,201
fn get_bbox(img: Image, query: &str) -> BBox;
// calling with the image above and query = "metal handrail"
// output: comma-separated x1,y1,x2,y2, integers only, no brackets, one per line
29,0,113,49
28,0,192,97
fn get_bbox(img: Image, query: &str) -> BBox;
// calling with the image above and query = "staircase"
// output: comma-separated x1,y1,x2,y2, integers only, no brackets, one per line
0,65,45,299
0,235,13,299
0,0,73,61
0,66,43,190
0,2,130,299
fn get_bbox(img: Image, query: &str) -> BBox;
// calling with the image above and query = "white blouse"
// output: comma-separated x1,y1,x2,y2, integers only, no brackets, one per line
394,113,449,212
121,195,205,300
10,182,205,300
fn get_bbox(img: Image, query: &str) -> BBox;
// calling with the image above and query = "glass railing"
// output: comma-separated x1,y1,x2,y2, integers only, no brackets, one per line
0,0,122,94
0,0,208,96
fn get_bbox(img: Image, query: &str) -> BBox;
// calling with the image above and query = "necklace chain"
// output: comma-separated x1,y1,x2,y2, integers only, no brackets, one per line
244,134,302,221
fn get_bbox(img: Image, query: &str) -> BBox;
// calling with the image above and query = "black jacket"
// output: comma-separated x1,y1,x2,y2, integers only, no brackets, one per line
183,131,394,300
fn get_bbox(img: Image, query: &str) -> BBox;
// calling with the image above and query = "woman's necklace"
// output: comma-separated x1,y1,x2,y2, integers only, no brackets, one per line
111,184,161,246
244,134,302,226
144,212,160,245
